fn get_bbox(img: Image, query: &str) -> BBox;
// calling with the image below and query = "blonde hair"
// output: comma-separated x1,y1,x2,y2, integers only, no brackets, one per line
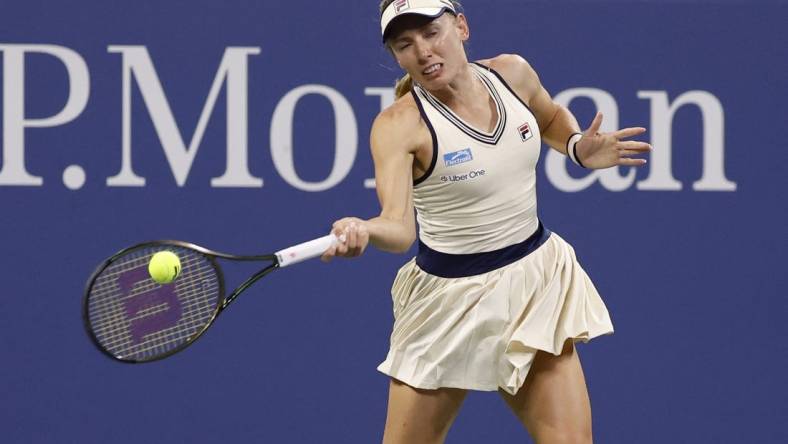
394,73,414,99
379,0,463,99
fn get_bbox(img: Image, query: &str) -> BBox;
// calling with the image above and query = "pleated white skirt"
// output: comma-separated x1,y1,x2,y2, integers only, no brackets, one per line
377,232,614,395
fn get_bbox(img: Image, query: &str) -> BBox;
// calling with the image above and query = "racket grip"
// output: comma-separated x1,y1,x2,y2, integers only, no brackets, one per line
275,234,343,267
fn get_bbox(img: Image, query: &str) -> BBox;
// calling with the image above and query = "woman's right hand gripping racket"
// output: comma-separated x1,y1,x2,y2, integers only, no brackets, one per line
83,234,342,363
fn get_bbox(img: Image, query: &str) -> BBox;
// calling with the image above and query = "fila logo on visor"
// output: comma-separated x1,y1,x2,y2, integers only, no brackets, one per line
444,148,473,167
394,0,409,13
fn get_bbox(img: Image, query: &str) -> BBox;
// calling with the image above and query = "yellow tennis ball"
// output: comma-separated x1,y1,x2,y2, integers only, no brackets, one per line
148,251,181,284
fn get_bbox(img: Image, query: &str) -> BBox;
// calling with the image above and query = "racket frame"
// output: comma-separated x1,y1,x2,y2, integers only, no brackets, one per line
82,240,280,364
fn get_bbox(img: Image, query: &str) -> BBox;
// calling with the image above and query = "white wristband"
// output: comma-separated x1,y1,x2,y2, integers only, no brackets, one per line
566,133,586,168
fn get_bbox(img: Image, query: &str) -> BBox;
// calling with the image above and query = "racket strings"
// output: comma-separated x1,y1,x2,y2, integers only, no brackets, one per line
93,288,217,352
88,256,214,331
87,246,221,361
90,262,218,359
88,260,215,320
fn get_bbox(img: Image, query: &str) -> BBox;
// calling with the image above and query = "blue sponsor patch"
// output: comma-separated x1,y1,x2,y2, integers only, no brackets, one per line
443,148,473,167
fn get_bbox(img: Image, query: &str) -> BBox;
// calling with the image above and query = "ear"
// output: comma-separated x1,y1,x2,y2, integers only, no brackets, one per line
455,13,470,42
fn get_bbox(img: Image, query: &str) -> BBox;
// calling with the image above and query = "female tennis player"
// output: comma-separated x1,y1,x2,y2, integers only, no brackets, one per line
322,1,651,442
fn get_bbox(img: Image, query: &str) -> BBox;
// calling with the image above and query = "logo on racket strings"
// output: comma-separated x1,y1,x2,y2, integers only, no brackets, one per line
118,266,184,344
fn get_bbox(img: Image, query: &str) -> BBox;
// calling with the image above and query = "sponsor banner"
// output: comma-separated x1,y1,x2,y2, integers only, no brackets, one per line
0,1,785,443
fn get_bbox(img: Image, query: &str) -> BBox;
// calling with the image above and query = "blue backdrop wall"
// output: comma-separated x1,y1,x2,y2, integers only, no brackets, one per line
2,0,786,442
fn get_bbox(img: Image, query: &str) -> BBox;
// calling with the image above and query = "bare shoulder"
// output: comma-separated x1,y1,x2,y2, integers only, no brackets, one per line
476,53,538,81
375,93,422,130
371,93,427,156
476,54,541,101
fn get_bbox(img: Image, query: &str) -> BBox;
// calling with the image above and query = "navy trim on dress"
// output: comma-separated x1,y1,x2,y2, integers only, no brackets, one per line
415,67,507,146
410,88,439,186
416,222,552,278
472,61,536,115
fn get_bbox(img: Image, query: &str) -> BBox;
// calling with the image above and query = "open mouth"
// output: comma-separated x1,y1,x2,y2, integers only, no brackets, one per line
422,63,443,76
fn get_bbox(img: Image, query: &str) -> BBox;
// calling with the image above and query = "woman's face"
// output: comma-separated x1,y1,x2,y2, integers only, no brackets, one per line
388,13,469,90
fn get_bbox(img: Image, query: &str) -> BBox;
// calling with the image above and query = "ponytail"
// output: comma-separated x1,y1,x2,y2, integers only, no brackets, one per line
394,73,413,99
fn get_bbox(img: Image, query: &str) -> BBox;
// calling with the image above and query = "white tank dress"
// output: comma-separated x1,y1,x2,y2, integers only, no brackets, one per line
376,63,614,395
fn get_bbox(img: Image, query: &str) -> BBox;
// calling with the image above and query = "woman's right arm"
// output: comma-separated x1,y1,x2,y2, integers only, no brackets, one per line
321,102,423,260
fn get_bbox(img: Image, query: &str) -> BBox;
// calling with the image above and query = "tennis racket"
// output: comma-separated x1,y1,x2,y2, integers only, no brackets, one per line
83,234,340,363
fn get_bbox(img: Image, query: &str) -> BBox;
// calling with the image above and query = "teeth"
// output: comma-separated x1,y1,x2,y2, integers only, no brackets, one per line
424,64,441,74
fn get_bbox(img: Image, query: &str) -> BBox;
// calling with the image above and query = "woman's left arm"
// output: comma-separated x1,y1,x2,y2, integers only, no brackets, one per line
482,54,651,169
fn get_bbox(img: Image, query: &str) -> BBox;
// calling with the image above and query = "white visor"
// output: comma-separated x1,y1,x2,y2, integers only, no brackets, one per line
381,0,457,42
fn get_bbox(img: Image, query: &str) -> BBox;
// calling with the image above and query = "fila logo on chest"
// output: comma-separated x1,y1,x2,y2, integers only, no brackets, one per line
518,122,533,142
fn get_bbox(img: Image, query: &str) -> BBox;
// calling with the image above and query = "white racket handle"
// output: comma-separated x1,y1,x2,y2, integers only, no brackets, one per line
275,233,344,268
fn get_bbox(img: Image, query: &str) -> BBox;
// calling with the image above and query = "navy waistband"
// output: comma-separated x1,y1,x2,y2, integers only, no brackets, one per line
416,223,552,278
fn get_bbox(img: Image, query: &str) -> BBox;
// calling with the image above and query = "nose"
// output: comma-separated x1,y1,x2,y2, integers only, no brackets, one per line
413,39,432,63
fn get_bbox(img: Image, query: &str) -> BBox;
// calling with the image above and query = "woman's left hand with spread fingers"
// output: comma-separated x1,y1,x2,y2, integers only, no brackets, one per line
321,217,370,262
576,112,652,169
